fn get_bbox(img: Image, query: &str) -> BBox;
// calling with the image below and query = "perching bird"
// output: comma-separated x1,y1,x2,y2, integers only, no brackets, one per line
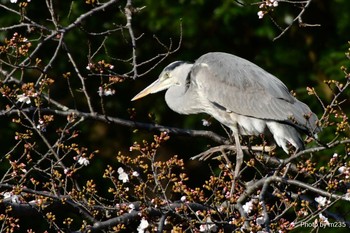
131,52,320,166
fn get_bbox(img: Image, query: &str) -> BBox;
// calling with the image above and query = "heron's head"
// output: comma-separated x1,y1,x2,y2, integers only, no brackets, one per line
131,61,191,101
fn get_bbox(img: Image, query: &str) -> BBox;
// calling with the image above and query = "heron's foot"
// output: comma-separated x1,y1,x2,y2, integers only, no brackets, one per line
190,145,274,161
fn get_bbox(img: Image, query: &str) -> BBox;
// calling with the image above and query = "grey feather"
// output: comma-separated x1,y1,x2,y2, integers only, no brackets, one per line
132,52,321,153
193,52,319,134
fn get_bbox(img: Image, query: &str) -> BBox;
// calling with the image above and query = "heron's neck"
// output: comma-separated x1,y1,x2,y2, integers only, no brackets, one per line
164,66,202,115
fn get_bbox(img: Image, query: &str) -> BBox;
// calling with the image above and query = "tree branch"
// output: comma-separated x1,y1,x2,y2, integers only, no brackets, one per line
0,107,229,145
273,0,320,41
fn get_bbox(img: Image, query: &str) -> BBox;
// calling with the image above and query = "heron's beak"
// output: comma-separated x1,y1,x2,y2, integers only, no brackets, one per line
131,78,171,101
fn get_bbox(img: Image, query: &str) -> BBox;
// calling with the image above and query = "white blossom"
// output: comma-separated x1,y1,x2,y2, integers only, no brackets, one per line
257,11,265,19
10,0,17,3
78,157,90,166
265,0,278,7
199,217,217,232
319,213,330,225
256,216,265,225
344,192,350,201
271,0,278,7
137,218,149,233
28,199,38,205
201,119,211,127
104,88,115,96
36,119,46,132
17,94,31,104
3,192,11,199
242,200,254,214
132,171,139,177
3,192,20,203
97,87,115,96
128,203,135,213
180,196,187,202
289,221,295,229
315,196,330,207
97,87,103,96
258,0,278,19
300,209,308,216
86,63,92,70
338,166,346,174
119,173,129,183
117,167,129,183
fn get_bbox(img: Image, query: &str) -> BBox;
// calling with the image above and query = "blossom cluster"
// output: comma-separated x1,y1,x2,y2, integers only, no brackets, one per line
10,0,31,3
257,0,279,19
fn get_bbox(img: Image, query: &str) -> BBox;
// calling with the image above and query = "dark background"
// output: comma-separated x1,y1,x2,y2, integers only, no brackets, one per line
0,1,350,232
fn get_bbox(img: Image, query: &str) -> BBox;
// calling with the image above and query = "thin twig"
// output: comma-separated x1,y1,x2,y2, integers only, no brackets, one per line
125,0,138,79
62,42,95,114
273,0,320,41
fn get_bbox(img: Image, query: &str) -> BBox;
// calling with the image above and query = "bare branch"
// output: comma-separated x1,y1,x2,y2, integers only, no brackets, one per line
273,0,320,40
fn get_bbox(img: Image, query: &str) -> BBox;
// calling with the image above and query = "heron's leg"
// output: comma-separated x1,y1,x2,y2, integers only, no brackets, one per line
230,133,243,195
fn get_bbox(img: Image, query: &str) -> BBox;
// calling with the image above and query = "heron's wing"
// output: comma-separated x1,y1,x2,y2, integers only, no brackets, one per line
192,52,319,132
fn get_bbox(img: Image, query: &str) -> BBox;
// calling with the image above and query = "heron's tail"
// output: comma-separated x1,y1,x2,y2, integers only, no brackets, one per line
266,121,304,154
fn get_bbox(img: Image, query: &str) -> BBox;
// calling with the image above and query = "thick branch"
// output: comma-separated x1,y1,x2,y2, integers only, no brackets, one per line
0,107,230,145
77,203,211,233
0,183,96,223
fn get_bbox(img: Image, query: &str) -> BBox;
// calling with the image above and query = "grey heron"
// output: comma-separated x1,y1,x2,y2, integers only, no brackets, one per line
132,52,320,179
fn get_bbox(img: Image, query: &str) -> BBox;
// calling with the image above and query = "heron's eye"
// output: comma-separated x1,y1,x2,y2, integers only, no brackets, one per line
162,72,170,80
